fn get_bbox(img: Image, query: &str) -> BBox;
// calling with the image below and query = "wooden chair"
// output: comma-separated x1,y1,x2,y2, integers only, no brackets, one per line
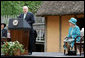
64,36,84,56
74,36,84,56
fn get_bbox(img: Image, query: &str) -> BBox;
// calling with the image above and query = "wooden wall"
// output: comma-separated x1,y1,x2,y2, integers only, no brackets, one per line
46,16,60,52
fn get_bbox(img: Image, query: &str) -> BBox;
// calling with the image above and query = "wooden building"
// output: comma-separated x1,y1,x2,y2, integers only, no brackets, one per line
36,1,84,52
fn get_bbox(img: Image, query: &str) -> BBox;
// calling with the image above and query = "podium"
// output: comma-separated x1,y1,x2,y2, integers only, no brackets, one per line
8,18,31,51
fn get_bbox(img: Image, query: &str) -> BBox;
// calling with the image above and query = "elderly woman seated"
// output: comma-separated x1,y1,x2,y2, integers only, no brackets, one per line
63,18,80,55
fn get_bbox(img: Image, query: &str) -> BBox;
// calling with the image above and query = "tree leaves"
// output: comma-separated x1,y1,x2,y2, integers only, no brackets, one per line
1,1,42,16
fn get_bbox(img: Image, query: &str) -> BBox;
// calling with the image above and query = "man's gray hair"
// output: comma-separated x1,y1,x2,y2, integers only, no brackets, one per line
23,6,28,10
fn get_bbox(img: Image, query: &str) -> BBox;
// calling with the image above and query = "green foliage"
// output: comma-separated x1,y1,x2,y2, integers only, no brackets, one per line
1,1,42,15
1,41,25,56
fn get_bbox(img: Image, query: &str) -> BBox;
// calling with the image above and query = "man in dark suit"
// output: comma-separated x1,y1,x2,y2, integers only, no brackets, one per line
18,6,35,55
1,23,7,45
1,23,7,38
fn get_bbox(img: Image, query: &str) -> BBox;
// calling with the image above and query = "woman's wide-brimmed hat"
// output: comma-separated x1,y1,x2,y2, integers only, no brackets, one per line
1,23,6,27
69,17,77,25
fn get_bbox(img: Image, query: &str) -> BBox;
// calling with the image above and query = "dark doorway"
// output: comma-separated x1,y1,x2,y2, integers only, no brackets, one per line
32,43,44,52
76,18,84,30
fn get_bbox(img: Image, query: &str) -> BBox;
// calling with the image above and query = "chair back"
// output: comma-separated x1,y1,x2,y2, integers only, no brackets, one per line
80,28,84,42
80,28,84,37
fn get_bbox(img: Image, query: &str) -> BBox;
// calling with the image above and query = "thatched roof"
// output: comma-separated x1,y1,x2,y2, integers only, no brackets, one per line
36,1,84,16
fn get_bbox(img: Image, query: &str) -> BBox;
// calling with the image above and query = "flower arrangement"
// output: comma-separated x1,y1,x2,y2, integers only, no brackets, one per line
1,41,25,56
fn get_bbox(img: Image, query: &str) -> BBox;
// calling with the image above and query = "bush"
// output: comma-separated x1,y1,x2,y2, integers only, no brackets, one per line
1,41,25,56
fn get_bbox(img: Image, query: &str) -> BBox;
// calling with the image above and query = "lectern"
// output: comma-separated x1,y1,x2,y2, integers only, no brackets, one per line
8,18,31,51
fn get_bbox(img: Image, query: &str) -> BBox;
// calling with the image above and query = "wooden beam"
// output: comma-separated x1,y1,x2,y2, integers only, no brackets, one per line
59,16,62,52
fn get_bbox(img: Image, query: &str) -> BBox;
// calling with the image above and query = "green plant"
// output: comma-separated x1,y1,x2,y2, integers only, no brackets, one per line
1,41,25,56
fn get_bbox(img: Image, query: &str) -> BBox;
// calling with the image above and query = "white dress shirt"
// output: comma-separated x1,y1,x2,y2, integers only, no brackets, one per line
23,13,27,19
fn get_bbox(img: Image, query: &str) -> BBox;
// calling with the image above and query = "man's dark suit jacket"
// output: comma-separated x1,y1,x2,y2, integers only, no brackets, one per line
18,12,35,28
1,29,7,37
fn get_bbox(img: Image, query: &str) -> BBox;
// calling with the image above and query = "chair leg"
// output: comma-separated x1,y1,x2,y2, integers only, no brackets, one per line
83,45,84,53
75,44,77,55
64,50,66,55
80,44,81,56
